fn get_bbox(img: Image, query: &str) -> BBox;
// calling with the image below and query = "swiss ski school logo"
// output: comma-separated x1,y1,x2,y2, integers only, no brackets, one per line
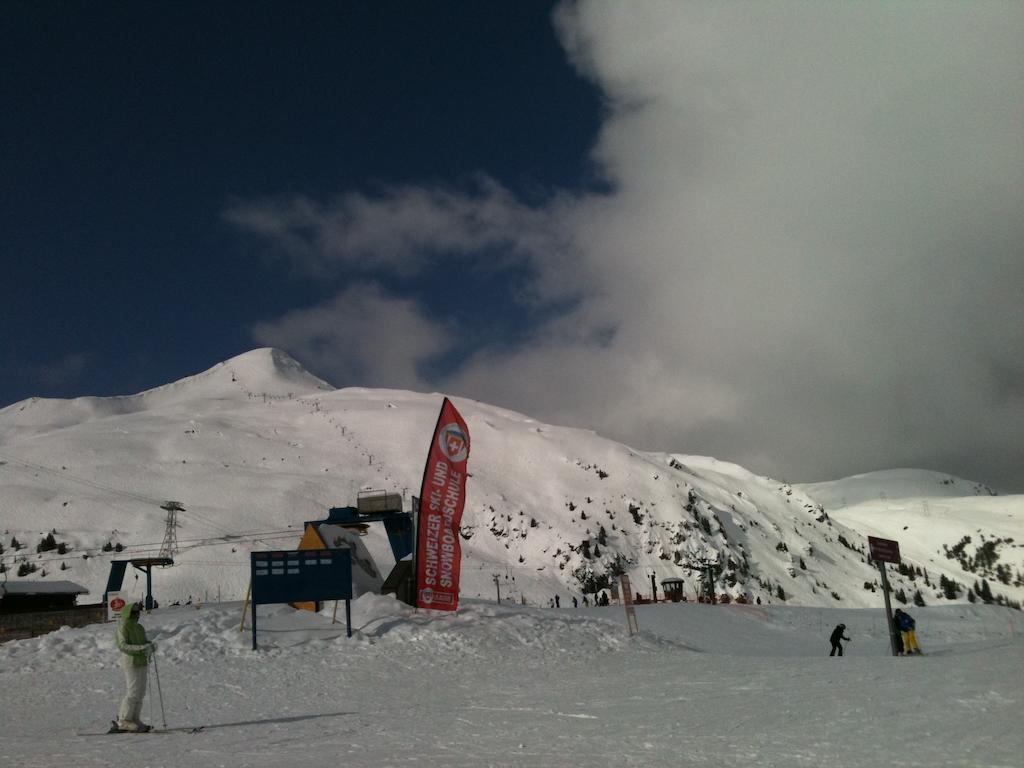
418,587,454,606
438,422,469,463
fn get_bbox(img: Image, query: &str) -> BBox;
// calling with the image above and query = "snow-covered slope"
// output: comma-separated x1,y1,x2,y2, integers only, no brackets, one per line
1,349,1021,611
1,596,1021,767
798,468,998,507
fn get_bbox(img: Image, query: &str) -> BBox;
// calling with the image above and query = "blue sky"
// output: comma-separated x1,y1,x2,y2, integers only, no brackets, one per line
3,2,1023,492
2,2,598,397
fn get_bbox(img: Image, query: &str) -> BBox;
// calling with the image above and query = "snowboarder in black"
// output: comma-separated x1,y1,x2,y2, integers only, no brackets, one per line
892,609,906,655
829,623,850,656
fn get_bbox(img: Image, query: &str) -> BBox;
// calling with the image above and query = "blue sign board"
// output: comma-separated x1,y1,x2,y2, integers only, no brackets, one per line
250,549,354,649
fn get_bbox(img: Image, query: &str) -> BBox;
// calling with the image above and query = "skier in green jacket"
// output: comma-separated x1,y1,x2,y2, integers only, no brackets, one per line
114,601,155,732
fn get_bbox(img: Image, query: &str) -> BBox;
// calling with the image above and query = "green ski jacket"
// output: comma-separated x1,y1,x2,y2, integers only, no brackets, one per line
115,604,150,667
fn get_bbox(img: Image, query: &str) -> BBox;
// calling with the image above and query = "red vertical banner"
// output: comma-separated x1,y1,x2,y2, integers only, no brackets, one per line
415,397,470,611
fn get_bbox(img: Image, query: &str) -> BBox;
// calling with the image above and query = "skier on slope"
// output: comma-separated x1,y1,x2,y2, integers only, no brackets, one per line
897,608,922,655
829,623,851,656
114,601,156,732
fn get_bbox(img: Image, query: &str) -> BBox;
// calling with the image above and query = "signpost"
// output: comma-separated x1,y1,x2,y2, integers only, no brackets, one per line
868,536,901,657
250,549,353,650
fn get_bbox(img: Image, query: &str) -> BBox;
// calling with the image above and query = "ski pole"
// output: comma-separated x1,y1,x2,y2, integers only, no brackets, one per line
148,656,155,727
151,648,167,728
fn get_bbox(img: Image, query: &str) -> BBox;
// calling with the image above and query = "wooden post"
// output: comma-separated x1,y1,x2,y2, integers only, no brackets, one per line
331,600,339,625
621,574,640,636
239,581,251,633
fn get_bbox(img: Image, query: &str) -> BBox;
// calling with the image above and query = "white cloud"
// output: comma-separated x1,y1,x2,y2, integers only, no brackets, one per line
238,2,1024,490
225,177,573,292
252,283,451,391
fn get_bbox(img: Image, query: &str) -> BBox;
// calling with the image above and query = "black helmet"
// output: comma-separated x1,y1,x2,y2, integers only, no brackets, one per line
838,623,845,629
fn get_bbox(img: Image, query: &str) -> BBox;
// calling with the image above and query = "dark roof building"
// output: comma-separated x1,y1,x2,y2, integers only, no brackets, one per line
0,581,89,614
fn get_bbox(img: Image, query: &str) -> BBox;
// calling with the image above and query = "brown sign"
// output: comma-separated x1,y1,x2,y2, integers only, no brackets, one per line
868,536,901,564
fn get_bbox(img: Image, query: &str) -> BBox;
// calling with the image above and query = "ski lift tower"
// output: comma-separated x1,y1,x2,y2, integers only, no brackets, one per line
102,501,180,612
684,555,719,604
159,501,183,559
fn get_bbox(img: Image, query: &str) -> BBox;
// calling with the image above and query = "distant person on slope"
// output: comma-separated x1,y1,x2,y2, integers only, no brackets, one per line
829,623,851,656
114,601,156,732
897,609,921,655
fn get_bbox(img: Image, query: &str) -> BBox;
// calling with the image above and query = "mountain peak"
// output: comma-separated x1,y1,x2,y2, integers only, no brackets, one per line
218,348,334,395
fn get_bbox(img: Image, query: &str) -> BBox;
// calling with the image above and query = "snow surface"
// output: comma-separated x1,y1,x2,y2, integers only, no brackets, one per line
0,596,1021,767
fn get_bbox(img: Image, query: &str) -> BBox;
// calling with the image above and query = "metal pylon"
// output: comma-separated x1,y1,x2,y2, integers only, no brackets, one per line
159,501,183,559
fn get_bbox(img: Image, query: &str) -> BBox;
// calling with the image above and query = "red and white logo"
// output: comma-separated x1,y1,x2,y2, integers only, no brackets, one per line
438,423,469,463
110,597,126,611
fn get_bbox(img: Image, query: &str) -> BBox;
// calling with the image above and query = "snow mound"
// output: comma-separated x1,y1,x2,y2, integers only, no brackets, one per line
798,468,998,508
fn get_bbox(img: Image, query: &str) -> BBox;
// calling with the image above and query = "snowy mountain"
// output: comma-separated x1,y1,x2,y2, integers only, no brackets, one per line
1,348,1021,610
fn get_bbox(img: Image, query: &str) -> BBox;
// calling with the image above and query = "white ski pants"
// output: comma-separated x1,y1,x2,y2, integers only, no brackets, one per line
118,656,148,723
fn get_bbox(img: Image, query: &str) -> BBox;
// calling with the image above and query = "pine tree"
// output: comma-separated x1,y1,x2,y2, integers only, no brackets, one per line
940,575,959,600
598,526,608,546
967,588,977,603
776,584,786,601
913,589,926,607
980,579,994,603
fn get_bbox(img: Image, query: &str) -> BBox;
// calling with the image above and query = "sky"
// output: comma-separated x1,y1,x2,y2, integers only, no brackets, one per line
2,1,1023,492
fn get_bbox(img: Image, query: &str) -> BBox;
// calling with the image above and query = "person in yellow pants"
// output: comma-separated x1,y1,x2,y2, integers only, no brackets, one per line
895,608,921,655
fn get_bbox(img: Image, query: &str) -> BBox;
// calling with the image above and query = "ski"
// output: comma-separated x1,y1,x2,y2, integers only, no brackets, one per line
78,721,204,736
